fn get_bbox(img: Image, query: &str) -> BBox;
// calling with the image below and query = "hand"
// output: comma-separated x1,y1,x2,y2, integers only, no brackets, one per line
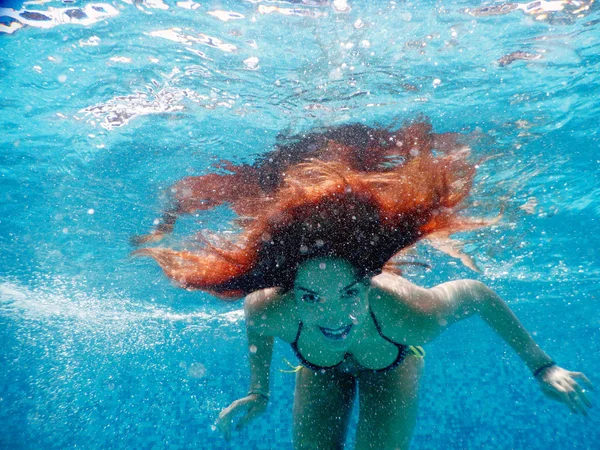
215,393,268,441
536,365,594,415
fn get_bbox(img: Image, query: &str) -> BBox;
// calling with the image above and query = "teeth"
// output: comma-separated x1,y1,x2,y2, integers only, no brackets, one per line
328,328,345,334
325,327,346,334
320,325,352,340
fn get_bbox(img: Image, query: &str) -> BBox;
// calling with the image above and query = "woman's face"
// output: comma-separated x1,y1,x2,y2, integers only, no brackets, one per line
293,257,370,348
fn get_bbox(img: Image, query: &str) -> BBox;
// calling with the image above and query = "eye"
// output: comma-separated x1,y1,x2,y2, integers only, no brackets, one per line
341,288,360,298
301,293,320,303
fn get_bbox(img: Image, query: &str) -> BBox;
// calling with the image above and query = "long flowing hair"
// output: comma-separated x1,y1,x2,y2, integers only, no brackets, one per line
134,120,489,299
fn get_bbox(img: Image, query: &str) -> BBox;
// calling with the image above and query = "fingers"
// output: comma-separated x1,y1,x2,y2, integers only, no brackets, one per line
216,407,233,441
216,396,266,441
572,383,592,409
235,408,256,431
555,384,578,414
539,368,594,415
566,389,587,416
216,399,247,441
236,403,266,431
553,379,590,416
565,376,593,415
571,372,595,390
215,415,231,442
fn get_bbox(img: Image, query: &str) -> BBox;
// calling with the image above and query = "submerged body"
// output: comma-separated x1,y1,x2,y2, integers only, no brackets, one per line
217,259,592,449
136,121,593,449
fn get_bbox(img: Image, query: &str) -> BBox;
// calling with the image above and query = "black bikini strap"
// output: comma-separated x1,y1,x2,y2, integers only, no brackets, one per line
369,308,400,345
293,321,304,344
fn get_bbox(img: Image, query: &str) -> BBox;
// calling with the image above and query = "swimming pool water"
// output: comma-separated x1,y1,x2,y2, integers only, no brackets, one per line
1,0,599,448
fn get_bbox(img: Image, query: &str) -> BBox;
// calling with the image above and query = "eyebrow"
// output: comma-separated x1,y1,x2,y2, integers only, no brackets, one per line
341,280,361,291
295,280,361,295
296,286,319,295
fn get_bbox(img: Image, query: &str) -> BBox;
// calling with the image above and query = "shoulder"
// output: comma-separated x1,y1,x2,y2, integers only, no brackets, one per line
371,272,486,316
369,272,486,343
368,272,439,343
244,288,296,337
370,272,435,316
244,288,283,313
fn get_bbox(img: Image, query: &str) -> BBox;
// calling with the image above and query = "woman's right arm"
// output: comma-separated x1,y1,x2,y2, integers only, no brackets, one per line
247,327,274,399
216,290,279,441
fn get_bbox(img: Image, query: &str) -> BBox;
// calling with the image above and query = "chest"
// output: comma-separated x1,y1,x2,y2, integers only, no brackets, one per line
291,324,405,371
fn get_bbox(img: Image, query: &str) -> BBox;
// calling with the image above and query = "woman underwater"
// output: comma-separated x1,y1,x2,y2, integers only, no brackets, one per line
134,120,593,449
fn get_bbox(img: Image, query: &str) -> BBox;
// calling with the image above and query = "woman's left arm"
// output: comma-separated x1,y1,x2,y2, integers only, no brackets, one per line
430,279,594,415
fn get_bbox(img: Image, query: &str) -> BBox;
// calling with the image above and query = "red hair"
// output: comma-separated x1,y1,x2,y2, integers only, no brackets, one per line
134,120,489,300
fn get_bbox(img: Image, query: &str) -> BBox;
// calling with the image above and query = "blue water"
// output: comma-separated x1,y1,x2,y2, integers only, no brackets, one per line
1,0,599,448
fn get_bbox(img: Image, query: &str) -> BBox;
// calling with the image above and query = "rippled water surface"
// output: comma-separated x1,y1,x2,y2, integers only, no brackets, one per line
1,0,599,448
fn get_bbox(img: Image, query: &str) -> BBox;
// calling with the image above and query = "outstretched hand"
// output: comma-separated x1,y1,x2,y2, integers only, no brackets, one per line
536,365,594,415
216,394,268,441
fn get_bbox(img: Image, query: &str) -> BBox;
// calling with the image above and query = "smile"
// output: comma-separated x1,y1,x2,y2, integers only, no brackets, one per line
318,324,353,340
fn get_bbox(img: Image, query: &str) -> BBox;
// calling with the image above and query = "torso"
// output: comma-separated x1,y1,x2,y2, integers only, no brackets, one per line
289,308,409,373
247,272,445,373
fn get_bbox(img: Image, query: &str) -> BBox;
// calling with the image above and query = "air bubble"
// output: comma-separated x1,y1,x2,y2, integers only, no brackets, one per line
187,363,206,379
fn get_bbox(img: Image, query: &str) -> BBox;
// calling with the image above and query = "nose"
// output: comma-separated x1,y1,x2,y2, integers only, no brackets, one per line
322,308,357,325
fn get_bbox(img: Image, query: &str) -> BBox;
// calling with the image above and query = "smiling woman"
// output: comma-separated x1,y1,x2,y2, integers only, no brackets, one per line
134,120,592,449
290,259,412,374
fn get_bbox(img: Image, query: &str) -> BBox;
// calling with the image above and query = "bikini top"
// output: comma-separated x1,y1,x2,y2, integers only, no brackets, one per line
290,308,408,373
